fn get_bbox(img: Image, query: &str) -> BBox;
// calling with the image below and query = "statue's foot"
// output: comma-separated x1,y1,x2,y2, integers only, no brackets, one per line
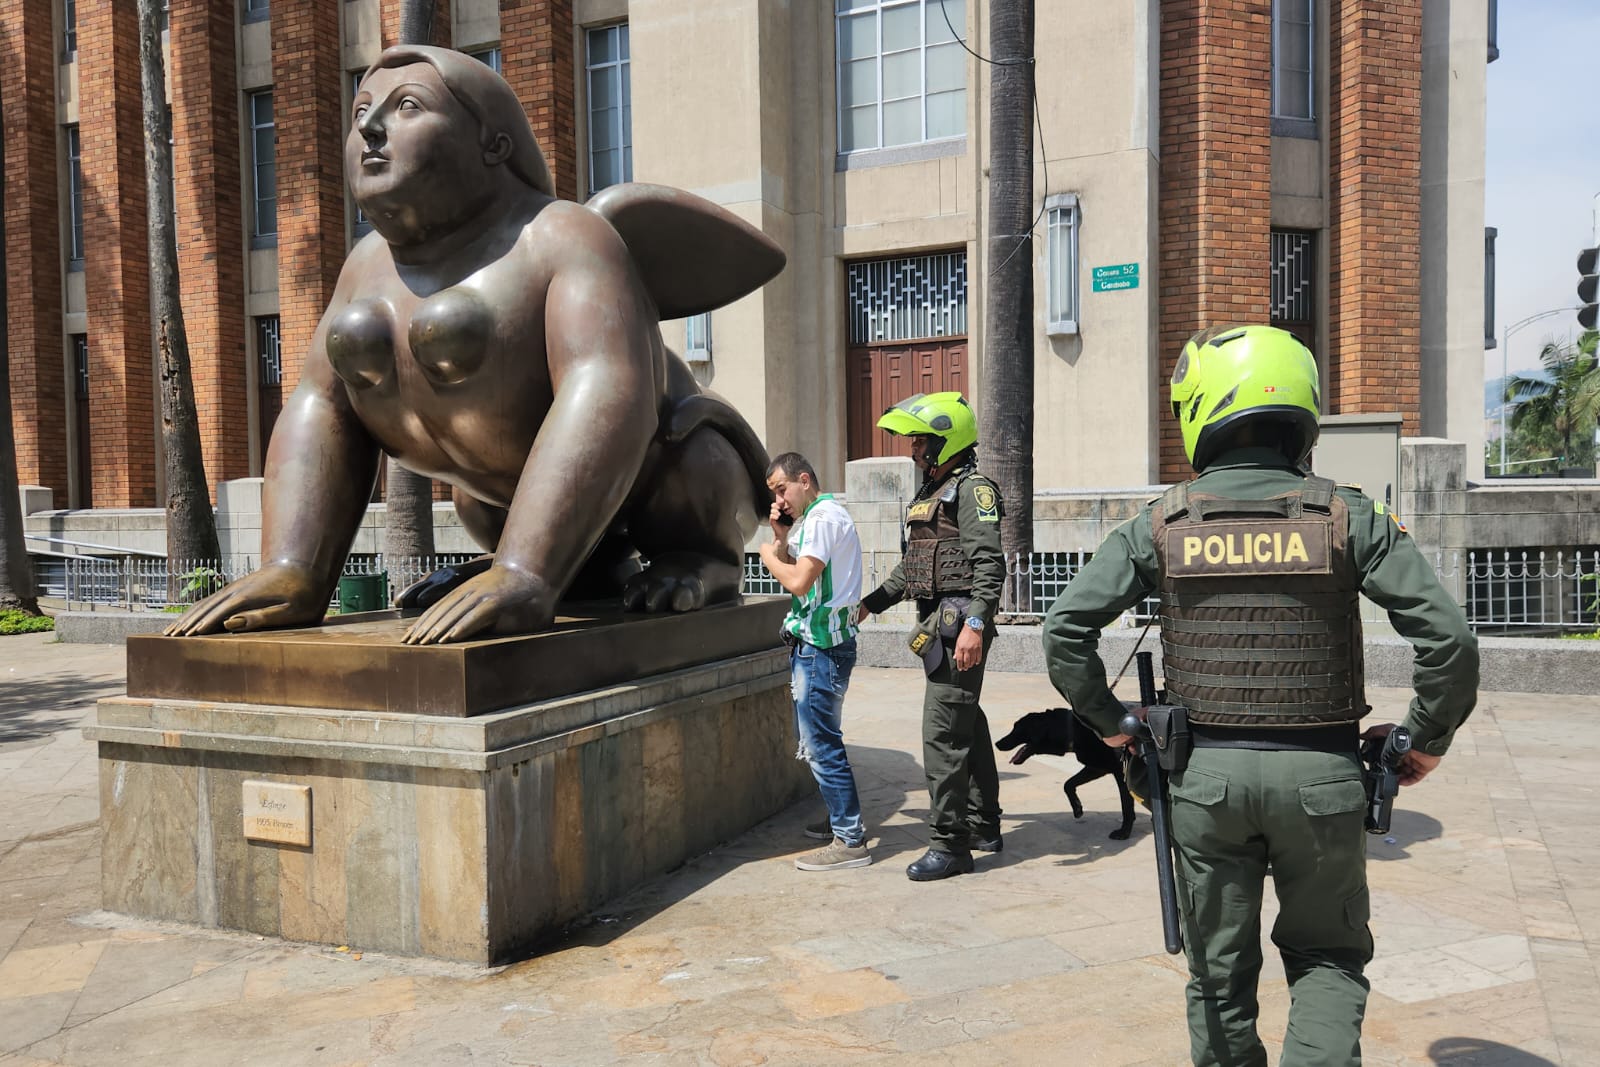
621,553,739,614
394,555,494,610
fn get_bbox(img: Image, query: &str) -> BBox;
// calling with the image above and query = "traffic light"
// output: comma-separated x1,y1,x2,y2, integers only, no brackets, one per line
1580,247,1599,331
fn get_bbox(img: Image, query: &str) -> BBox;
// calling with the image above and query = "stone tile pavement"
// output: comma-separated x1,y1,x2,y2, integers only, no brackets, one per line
0,631,1595,1065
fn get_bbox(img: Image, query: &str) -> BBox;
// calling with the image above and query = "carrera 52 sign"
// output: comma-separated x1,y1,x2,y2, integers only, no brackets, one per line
1092,262,1140,292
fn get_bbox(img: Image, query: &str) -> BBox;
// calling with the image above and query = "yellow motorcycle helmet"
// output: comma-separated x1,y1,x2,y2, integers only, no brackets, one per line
1171,325,1322,472
876,392,979,466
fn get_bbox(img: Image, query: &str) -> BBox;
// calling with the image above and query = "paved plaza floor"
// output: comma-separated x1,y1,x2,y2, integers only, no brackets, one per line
0,631,1595,1065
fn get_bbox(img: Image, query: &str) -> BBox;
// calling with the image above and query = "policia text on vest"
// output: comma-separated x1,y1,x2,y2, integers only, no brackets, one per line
1170,521,1328,575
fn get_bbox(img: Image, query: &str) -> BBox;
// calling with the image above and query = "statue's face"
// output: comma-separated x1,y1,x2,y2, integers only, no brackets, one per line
347,63,486,229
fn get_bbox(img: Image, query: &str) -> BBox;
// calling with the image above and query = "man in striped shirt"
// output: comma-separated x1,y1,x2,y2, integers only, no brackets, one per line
760,453,870,871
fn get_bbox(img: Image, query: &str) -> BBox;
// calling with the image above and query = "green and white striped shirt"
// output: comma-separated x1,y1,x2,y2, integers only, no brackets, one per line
781,494,862,649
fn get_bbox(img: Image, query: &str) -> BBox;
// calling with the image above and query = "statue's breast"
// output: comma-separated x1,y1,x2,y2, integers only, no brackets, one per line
325,298,396,390
409,287,493,386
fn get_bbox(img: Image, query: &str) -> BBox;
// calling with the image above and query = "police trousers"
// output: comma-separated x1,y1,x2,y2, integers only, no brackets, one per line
1168,745,1373,1067
921,623,1000,851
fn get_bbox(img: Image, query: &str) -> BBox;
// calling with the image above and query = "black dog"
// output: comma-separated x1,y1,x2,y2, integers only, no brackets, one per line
996,708,1136,840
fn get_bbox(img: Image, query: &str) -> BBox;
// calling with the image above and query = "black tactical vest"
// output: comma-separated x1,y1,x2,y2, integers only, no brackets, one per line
1151,475,1365,726
901,469,978,600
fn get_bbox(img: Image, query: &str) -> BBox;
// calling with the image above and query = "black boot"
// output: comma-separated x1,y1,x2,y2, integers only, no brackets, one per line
906,847,975,882
970,832,1003,854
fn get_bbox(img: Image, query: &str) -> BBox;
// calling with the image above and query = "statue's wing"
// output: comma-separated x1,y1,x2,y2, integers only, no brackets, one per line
584,183,786,320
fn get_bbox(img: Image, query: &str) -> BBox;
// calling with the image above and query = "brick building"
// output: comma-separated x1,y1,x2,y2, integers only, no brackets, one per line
3,0,1493,511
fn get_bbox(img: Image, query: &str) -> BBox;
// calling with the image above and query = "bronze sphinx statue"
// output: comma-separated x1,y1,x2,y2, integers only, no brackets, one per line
168,45,781,644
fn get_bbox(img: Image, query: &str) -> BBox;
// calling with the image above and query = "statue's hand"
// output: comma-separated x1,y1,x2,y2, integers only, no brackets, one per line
163,563,329,637
401,564,555,645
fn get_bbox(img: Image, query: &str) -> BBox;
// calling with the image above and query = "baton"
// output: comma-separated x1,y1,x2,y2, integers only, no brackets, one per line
1121,651,1184,955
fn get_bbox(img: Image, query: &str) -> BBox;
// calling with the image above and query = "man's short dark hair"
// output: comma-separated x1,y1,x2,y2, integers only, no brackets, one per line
767,452,819,488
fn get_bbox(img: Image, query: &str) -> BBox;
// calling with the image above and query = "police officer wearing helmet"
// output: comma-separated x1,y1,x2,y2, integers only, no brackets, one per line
858,392,1006,882
1043,326,1479,1065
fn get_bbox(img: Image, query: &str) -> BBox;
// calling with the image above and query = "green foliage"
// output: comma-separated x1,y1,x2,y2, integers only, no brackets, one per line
1491,331,1600,476
0,609,55,635
176,566,223,603
1559,573,1600,640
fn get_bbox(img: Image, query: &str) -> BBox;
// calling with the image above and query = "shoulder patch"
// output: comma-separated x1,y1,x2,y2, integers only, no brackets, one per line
973,483,997,512
1374,499,1407,533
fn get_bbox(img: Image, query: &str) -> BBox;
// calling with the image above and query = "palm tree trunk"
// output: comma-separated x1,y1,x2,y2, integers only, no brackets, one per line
139,0,221,569
0,91,42,614
981,0,1035,609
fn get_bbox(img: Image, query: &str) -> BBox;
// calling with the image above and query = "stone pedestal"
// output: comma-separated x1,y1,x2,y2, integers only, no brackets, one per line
87,600,811,964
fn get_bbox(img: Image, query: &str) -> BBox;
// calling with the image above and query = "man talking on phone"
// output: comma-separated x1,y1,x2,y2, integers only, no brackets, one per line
760,452,871,871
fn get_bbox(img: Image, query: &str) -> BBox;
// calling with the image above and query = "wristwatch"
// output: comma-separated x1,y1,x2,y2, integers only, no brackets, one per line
964,616,984,632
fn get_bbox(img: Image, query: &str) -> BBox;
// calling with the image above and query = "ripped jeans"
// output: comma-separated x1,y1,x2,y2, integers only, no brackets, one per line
790,637,865,847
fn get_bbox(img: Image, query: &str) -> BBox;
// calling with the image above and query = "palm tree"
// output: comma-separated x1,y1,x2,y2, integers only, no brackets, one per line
139,0,221,567
1504,331,1600,474
981,0,1035,607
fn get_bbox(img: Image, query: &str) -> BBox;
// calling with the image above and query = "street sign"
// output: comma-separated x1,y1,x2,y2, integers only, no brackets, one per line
1092,262,1140,292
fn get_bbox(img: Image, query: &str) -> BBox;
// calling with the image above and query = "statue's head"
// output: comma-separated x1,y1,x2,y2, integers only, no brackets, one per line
348,45,553,243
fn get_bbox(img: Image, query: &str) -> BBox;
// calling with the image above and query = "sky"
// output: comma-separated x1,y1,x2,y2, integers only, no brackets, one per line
1484,0,1600,385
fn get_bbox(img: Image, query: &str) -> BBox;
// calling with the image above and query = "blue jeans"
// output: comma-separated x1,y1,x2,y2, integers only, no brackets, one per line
790,637,864,847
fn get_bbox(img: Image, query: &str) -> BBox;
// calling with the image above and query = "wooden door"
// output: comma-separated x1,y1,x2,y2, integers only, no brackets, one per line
846,338,968,459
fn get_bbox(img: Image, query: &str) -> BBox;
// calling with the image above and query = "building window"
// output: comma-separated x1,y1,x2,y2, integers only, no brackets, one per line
248,89,276,243
1270,229,1316,349
72,335,89,399
242,0,269,23
685,313,711,362
257,315,282,385
1484,226,1498,349
1045,193,1080,336
846,250,967,344
585,24,632,194
836,0,966,155
467,47,502,75
66,125,84,270
348,72,374,239
1271,0,1315,135
62,0,76,59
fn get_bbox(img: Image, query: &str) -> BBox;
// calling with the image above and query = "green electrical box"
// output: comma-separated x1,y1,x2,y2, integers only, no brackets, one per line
337,572,389,614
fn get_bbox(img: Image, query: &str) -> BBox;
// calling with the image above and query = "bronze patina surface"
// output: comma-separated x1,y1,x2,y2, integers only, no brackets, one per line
136,597,788,717
167,44,784,646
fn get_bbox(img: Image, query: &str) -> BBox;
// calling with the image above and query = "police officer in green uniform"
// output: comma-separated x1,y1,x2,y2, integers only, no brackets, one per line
858,392,1007,882
1042,326,1479,1066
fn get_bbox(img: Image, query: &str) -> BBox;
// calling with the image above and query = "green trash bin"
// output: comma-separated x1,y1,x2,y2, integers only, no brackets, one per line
337,572,389,614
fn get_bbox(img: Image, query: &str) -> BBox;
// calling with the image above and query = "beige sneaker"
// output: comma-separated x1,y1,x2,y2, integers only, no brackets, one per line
795,838,871,871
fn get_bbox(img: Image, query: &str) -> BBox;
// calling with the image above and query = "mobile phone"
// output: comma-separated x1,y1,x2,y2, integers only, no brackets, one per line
775,512,795,528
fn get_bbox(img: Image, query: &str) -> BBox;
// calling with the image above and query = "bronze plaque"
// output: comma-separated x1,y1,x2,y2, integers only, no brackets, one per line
128,597,788,718
242,780,312,846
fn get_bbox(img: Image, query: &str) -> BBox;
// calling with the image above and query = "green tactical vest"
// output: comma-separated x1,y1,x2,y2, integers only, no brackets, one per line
1150,475,1366,727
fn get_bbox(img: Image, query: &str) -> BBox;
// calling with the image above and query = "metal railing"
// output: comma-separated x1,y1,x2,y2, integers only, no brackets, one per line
33,553,479,613
32,546,1600,635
